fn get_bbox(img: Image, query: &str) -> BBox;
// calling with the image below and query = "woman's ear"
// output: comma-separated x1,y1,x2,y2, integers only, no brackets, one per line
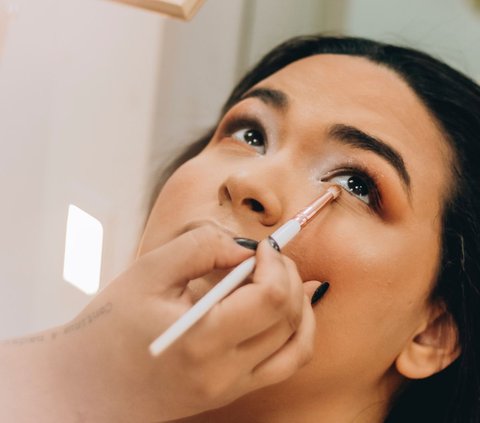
395,304,461,379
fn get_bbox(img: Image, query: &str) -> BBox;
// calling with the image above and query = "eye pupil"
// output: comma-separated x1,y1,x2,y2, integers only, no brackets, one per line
244,129,263,146
347,176,368,196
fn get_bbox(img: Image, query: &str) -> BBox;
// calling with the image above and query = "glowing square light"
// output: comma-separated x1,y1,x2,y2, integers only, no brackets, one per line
63,204,103,295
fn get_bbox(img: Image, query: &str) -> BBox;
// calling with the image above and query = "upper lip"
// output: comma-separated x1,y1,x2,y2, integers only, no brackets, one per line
179,219,241,239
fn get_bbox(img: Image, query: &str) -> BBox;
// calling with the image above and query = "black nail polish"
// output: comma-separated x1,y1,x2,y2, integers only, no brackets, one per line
267,236,281,252
234,237,259,250
311,282,330,305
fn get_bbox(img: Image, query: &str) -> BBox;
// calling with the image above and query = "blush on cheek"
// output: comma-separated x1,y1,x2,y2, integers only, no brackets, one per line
292,215,439,324
302,228,439,381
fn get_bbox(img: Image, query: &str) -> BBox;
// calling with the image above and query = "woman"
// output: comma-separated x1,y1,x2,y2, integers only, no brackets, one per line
1,35,479,423
138,35,480,422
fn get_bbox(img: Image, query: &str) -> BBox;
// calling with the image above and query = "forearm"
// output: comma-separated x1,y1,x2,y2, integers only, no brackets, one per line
0,305,132,423
0,327,74,422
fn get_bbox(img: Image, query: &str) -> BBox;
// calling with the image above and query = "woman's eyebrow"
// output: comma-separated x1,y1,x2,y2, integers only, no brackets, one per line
239,87,289,111
236,88,411,194
329,123,411,193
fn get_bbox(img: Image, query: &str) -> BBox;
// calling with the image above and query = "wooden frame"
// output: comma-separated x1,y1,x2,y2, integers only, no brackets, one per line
111,0,206,20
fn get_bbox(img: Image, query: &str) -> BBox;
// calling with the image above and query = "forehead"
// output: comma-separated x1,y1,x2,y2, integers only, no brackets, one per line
255,54,452,213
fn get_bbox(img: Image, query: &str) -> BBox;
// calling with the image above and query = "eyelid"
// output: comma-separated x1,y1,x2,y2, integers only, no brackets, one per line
322,165,382,213
221,114,268,145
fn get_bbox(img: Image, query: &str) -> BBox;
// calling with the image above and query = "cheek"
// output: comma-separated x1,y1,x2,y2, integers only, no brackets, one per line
138,157,218,254
158,160,208,208
287,213,442,377
291,215,438,292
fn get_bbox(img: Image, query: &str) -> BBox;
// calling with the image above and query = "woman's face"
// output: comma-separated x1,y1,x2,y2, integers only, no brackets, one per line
138,55,451,409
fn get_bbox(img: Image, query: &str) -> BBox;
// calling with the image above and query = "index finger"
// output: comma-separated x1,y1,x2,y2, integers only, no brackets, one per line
135,225,254,297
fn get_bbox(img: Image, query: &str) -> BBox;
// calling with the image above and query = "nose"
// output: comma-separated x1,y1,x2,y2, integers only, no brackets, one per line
218,170,283,226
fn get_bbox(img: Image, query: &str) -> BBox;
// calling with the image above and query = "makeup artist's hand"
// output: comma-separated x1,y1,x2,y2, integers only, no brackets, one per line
0,226,324,423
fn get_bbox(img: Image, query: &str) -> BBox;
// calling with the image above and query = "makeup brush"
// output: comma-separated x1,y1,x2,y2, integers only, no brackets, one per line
149,185,341,356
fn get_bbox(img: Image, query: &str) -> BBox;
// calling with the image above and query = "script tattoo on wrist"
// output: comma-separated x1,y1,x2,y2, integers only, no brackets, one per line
63,302,113,335
1,302,113,346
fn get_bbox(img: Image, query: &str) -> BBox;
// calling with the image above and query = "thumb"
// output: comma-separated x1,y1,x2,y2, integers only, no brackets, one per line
136,225,254,297
303,281,330,305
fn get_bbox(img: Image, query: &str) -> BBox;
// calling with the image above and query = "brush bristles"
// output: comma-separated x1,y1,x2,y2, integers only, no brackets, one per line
327,185,342,199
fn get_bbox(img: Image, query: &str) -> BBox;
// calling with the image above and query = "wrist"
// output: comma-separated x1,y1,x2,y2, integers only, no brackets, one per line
0,326,75,422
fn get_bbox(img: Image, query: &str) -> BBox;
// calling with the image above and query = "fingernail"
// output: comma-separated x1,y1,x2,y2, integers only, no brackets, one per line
234,237,259,250
311,282,330,305
267,236,281,252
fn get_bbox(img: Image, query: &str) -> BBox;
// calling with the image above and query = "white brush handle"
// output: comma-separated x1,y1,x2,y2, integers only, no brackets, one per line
149,220,301,356
268,219,300,249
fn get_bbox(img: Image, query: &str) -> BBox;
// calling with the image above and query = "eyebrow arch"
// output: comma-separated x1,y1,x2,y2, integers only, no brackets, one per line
328,123,411,192
239,87,289,111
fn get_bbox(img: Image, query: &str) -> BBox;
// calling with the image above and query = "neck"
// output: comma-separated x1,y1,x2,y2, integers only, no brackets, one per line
171,370,402,423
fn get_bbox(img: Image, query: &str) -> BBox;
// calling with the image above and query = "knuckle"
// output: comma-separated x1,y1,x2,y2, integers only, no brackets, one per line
297,340,315,367
283,256,298,271
187,224,228,264
193,381,216,402
181,336,209,364
191,223,234,254
187,226,204,247
284,259,302,283
202,223,229,242
287,309,302,331
261,283,288,309
189,225,218,250
194,376,228,403
270,362,295,384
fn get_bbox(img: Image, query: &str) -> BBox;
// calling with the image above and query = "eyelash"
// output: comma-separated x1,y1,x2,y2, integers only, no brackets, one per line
221,115,382,213
222,116,267,151
321,166,382,212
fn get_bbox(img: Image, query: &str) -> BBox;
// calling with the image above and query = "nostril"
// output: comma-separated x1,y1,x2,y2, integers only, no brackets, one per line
219,185,232,205
244,198,265,213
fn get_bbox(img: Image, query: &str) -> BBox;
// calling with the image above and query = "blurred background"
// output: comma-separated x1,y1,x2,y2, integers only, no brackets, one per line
0,0,479,338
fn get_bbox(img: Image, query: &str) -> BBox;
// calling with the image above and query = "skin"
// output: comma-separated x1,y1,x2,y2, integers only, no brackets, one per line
1,227,316,423
138,55,455,423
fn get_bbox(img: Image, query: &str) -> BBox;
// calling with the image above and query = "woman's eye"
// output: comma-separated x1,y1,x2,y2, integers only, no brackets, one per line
329,173,372,205
231,128,266,154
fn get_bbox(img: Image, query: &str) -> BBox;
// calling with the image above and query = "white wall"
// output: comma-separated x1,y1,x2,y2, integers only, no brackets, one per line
340,0,480,81
0,0,164,337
